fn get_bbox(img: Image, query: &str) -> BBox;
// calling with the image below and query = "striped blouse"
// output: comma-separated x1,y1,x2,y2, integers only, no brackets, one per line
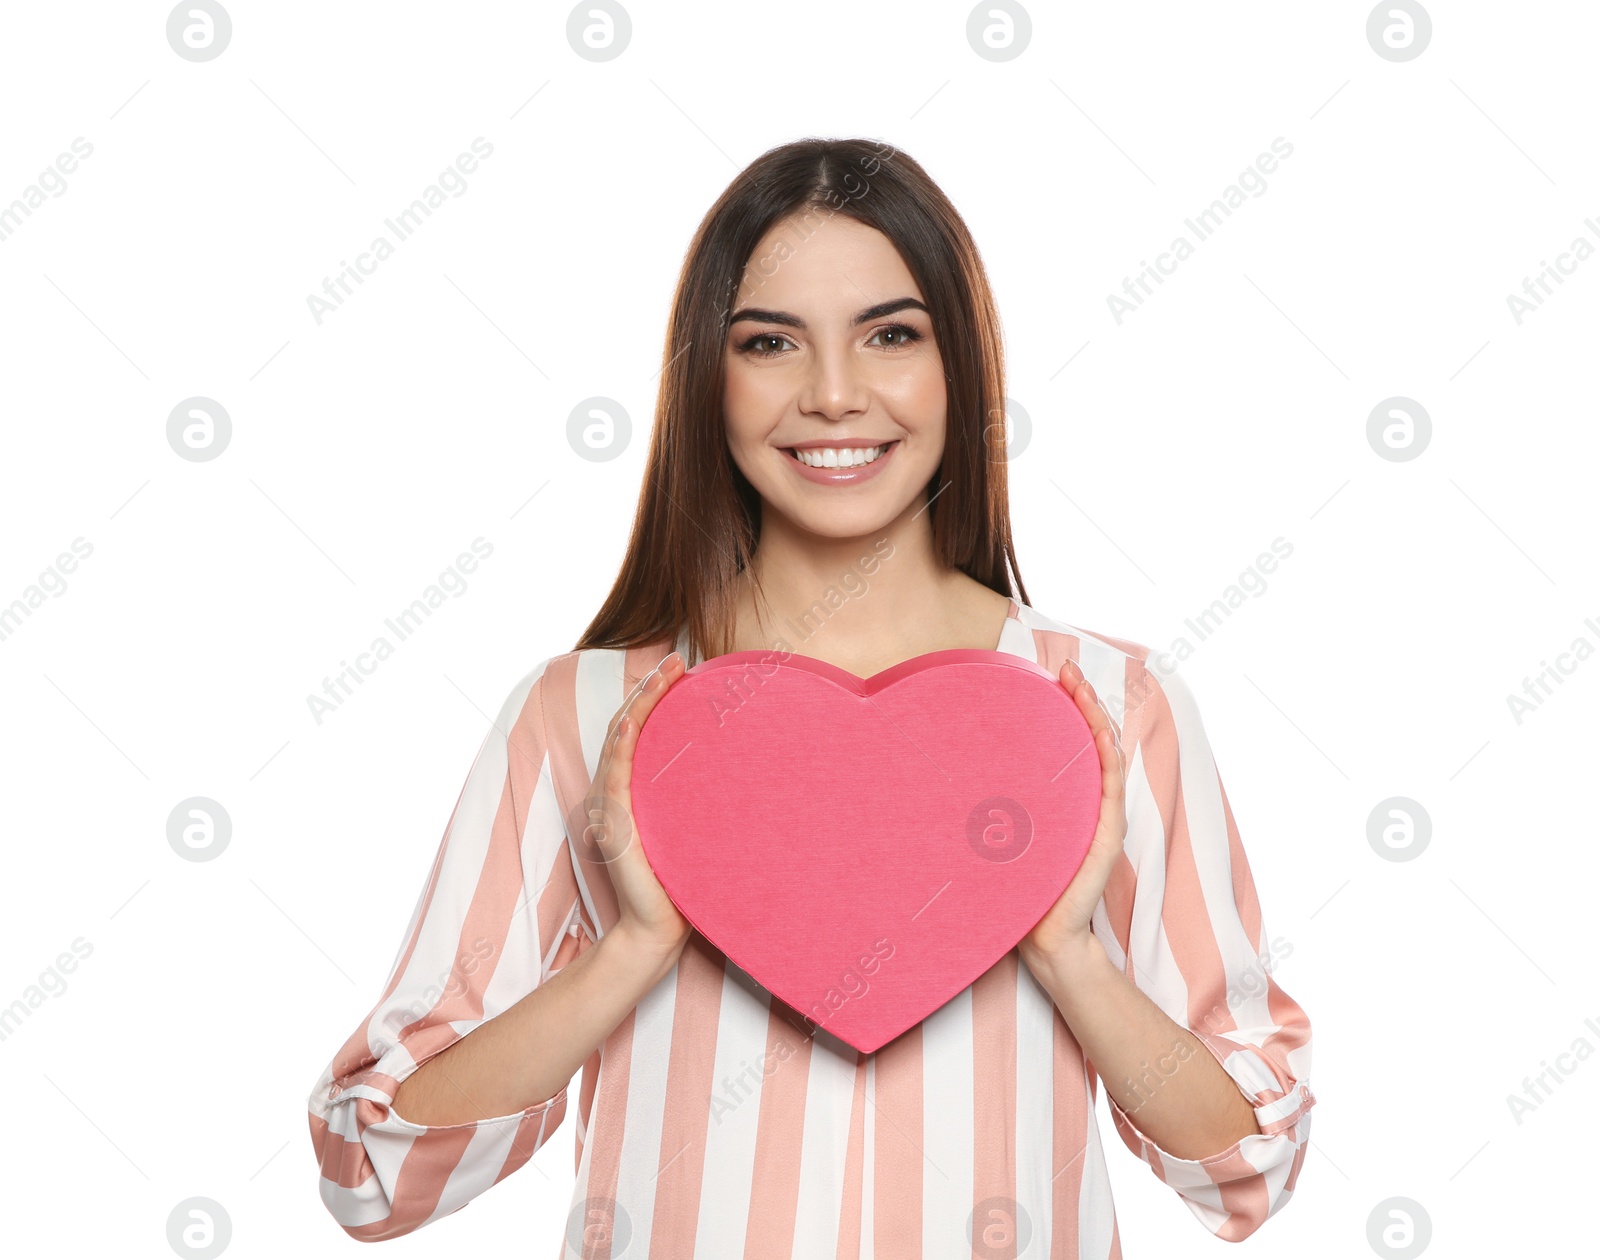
306,597,1317,1257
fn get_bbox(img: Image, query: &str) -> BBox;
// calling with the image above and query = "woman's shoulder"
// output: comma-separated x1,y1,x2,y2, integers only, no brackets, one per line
1012,600,1159,672
1012,601,1215,746
496,636,681,745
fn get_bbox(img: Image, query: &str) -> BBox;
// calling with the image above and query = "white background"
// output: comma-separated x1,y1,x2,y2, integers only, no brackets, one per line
1,1,1595,1256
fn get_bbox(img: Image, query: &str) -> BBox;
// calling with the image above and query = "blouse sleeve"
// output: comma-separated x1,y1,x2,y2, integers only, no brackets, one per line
305,656,597,1241
1095,659,1318,1242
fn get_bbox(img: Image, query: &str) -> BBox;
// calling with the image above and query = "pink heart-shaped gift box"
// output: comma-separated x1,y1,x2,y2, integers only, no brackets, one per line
629,647,1101,1054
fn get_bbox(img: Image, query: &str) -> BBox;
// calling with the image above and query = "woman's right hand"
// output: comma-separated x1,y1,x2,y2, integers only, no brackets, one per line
578,649,693,966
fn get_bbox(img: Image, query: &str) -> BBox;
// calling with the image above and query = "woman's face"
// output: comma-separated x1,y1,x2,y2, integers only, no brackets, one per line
722,212,947,542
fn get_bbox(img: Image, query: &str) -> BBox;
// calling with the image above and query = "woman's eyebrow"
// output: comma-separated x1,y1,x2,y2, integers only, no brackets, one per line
727,296,929,329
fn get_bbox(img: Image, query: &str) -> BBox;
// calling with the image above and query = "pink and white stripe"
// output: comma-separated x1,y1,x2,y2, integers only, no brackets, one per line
306,599,1318,1255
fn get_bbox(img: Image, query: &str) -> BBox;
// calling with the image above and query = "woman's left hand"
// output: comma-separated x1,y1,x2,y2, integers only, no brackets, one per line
1018,657,1128,975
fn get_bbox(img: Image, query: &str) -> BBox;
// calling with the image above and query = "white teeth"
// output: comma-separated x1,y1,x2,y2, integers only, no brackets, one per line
793,444,888,469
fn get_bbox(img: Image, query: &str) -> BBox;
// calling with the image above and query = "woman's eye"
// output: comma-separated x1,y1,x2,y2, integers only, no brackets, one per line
871,324,925,350
741,333,794,357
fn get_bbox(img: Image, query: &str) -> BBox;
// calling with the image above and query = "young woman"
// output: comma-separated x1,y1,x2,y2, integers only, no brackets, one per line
307,137,1317,1257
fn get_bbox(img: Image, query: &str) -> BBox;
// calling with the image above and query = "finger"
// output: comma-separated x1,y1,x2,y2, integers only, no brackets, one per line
1060,655,1116,752
586,657,684,865
604,653,683,796
1060,667,1126,798
602,652,684,765
606,666,661,748
626,652,685,732
1059,666,1102,777
584,711,646,864
1074,677,1124,780
1064,673,1108,742
1097,722,1125,799
1081,694,1124,795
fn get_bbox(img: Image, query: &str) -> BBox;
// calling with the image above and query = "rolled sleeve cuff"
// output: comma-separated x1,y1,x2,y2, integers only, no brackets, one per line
321,1024,570,1131
1107,1030,1316,1181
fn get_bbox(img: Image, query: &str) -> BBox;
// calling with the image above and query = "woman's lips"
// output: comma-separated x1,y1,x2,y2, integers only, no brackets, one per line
782,440,899,486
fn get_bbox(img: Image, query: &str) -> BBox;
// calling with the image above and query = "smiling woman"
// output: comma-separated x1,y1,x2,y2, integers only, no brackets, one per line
574,137,1021,674
305,136,1318,1258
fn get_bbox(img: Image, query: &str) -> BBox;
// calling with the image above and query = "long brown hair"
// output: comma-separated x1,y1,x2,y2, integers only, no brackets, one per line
573,136,1029,664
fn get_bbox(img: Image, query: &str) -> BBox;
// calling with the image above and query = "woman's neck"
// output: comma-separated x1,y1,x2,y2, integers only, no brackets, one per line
732,504,1011,676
